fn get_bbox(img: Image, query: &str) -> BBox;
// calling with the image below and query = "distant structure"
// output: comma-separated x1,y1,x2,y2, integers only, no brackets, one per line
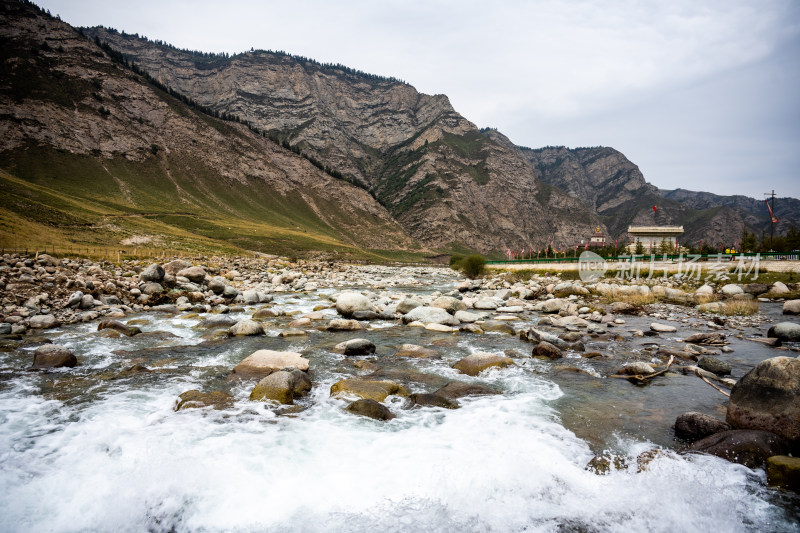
587,227,606,248
627,225,684,253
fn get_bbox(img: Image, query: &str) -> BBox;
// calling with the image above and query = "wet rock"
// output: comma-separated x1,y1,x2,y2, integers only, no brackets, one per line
334,338,376,356
695,285,714,297
65,291,83,308
326,319,363,331
538,298,567,313
139,264,165,283
177,266,207,283
252,307,280,319
288,317,312,329
435,382,499,399
396,297,423,314
767,322,800,342
619,362,656,375
674,412,731,442
0,323,11,335
726,356,800,445
31,344,77,369
228,319,264,336
481,320,515,334
279,328,307,337
474,298,499,311
586,454,628,475
684,332,727,345
697,356,731,376
232,350,309,379
532,341,562,360
744,283,769,296
454,310,482,323
697,302,725,313
409,393,459,409
403,306,457,326
175,390,233,410
766,456,800,492
452,352,513,376
335,292,373,318
208,276,227,295
520,328,569,349
459,323,483,334
609,302,640,315
351,310,380,320
96,319,140,336
783,300,800,315
330,379,409,401
432,295,466,314
687,430,789,468
201,315,239,328
249,370,296,404
650,322,677,333
28,314,59,329
345,399,395,420
394,344,440,359
141,282,164,296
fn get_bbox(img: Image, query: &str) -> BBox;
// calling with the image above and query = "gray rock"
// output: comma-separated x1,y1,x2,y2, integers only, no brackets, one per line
345,399,395,421
0,323,11,335
768,322,800,342
141,282,164,295
726,356,800,445
335,292,373,318
432,296,465,314
79,294,95,309
222,285,239,299
249,371,296,404
783,300,800,315
409,393,459,409
454,310,482,323
697,356,731,376
688,430,789,469
139,264,165,283
177,266,207,284
532,341,562,359
771,281,790,295
97,319,140,336
674,412,731,442
396,297,423,314
326,319,363,331
99,295,121,306
452,352,513,376
336,338,376,356
619,362,656,375
163,259,192,275
32,344,77,369
435,382,499,399
28,314,59,329
228,319,264,336
473,298,499,310
743,283,769,296
208,276,227,295
65,291,83,308
403,306,457,326
720,284,744,296
650,322,677,333
481,320,516,335
520,328,569,348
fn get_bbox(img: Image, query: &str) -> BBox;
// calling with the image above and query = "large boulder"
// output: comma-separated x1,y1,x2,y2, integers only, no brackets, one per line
697,356,731,376
767,322,800,342
335,292,373,318
394,344,440,359
330,379,409,401
326,319,363,331
345,399,395,421
431,296,466,314
208,276,227,295
97,319,140,336
396,297,423,314
334,338,376,356
726,356,800,446
687,430,789,468
28,314,59,329
783,300,800,315
402,306,457,326
720,284,744,297
31,344,77,369
177,266,207,284
650,322,677,333
766,456,800,492
435,382,499,399
452,352,513,376
228,319,264,336
232,350,309,380
249,371,297,404
163,259,192,275
532,341,563,359
139,263,165,283
674,412,731,442
175,390,233,410
539,298,568,313
409,393,459,409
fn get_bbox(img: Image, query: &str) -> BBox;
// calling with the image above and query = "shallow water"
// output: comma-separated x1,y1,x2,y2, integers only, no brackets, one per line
1,277,798,532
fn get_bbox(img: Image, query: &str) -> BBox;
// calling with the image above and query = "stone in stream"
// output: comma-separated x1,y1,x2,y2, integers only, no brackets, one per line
696,356,731,376
345,399,395,421
609,302,640,315
228,319,264,336
687,430,789,469
97,319,141,337
175,390,233,411
326,319,363,331
28,314,60,329
618,362,656,376
207,276,227,295
674,412,731,442
520,328,569,349
481,320,516,335
396,297,423,314
402,306,457,326
783,300,800,315
335,292,373,318
683,332,727,345
454,310,482,323
31,344,77,369
409,393,459,409
177,266,207,283
726,356,800,446
334,338,376,356
65,291,83,308
432,295,466,314
532,341,562,360
250,370,298,404
452,352,513,376
232,350,309,380
435,382,499,399
330,379,409,401
394,344,440,359
650,322,677,333
766,456,800,492
139,263,165,283
201,315,239,328
253,307,281,319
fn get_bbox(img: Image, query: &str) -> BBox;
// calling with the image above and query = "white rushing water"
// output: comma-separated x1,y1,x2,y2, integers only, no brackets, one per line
0,372,793,533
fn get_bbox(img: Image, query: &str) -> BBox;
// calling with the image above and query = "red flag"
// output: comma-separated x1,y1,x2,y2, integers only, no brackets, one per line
653,205,657,213
765,200,778,223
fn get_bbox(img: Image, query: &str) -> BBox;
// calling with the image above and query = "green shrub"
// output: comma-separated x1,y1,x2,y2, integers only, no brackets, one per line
461,254,486,278
449,254,464,268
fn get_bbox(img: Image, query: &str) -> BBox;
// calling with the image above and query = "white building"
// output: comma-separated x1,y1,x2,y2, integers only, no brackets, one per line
627,225,684,253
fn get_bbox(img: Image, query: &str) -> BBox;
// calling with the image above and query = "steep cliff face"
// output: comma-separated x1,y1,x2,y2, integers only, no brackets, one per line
0,1,415,256
84,27,606,253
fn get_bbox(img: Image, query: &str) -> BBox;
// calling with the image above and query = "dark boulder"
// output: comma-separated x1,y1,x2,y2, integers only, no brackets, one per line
345,399,395,421
687,429,789,468
674,411,731,442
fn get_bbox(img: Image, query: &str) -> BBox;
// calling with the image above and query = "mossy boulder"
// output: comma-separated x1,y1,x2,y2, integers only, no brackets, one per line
452,352,513,376
330,379,409,401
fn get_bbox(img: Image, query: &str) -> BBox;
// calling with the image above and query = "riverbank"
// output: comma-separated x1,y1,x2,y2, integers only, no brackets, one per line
1,252,799,531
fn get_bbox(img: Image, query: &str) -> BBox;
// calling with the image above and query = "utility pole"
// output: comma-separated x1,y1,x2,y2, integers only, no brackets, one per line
765,190,777,248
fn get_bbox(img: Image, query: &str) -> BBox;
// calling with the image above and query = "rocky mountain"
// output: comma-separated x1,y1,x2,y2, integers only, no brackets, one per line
83,26,606,253
524,146,800,247
0,0,416,258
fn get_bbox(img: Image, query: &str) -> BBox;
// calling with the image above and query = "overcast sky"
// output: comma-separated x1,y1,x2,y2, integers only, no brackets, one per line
39,0,800,199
